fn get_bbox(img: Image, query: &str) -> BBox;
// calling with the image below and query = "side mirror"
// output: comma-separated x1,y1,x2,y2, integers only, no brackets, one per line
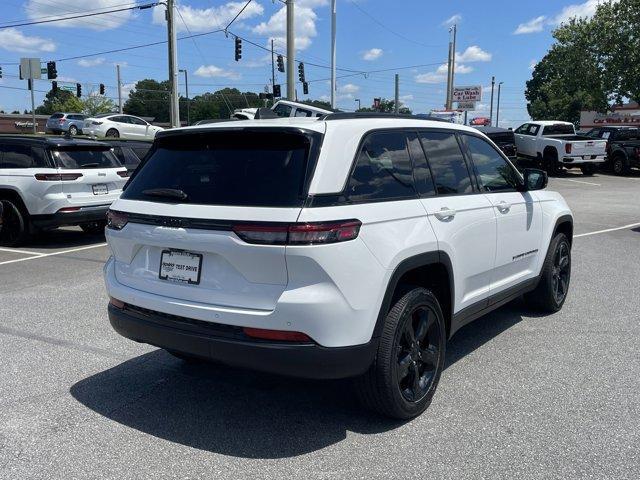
522,168,548,191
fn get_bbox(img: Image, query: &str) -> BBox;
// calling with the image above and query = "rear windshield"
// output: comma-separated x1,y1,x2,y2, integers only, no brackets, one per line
486,132,515,144
50,113,64,119
542,124,575,135
616,128,640,140
51,148,121,169
122,130,319,207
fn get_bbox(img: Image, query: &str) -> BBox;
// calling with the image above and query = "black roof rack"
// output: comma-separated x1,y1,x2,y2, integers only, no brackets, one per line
320,112,450,122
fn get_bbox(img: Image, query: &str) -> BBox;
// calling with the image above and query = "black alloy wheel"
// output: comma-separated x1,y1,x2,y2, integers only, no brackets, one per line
396,305,441,402
0,200,27,247
612,156,629,175
551,240,570,305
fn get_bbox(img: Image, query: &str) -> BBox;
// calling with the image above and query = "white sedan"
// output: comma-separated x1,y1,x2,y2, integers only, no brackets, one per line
83,114,163,141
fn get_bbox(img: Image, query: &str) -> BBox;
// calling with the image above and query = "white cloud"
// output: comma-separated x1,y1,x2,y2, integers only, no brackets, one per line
25,0,134,31
400,94,414,101
194,65,240,80
0,28,55,53
513,15,546,34
442,14,462,26
121,82,136,99
529,59,537,70
338,83,359,94
456,46,491,63
153,1,264,33
362,48,383,61
415,63,473,84
253,0,327,51
56,75,77,83
78,57,105,67
552,0,616,25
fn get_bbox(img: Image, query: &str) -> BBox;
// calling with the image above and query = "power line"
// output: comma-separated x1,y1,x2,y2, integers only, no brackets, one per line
0,1,140,26
0,2,159,29
225,0,254,31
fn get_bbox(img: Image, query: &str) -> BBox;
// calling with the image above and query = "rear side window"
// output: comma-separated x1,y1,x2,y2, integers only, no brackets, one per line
462,135,519,192
122,130,319,207
542,124,574,135
406,132,436,197
51,148,121,169
346,131,416,202
50,113,64,119
0,145,48,168
419,132,473,195
273,104,292,117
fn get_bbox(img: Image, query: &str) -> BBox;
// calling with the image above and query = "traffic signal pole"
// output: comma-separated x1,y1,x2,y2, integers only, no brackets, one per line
28,62,36,134
166,0,180,127
330,0,336,108
116,64,123,114
286,0,295,100
271,39,276,99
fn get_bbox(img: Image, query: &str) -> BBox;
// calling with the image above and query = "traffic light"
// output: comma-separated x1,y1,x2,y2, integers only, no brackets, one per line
99,83,105,95
302,82,309,95
27,79,32,91
52,81,58,93
276,55,284,73
298,62,305,82
273,84,281,98
76,83,82,97
46,61,57,80
234,37,242,61
0,66,3,79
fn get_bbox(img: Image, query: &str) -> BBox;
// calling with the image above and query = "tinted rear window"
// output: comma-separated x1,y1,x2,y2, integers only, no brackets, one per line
122,130,319,207
486,132,515,144
542,124,575,135
51,148,121,169
50,113,64,119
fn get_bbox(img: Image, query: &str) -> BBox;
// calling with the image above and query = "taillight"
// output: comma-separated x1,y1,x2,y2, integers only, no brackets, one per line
117,170,130,178
565,143,572,154
106,210,128,230
59,119,65,124
233,220,362,245
58,207,80,213
109,297,125,309
243,327,311,342
35,173,83,181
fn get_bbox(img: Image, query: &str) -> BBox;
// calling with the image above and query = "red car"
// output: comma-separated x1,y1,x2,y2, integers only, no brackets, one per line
470,117,491,126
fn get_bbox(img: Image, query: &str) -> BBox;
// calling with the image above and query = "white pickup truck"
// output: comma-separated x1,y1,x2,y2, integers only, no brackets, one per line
231,100,333,120
514,120,607,175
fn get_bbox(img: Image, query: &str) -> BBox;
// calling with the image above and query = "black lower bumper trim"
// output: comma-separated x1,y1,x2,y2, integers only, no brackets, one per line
31,207,109,228
108,304,377,380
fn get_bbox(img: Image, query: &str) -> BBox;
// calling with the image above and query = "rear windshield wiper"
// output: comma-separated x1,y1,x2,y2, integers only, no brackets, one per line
79,163,100,168
142,188,188,201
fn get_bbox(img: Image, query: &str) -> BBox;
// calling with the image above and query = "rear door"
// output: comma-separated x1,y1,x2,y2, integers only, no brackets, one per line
460,133,542,293
50,146,126,206
415,130,497,314
108,128,322,311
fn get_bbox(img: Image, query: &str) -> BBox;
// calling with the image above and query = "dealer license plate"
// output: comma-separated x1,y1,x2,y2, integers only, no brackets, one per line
92,184,108,195
159,250,203,285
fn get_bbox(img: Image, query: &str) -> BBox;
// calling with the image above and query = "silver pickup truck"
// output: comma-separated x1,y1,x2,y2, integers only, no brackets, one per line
514,121,607,175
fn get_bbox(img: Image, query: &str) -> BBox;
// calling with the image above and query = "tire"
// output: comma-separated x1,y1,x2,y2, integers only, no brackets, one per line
580,164,596,176
355,287,446,419
543,150,562,176
80,220,107,234
68,125,78,135
612,155,630,176
0,199,29,247
524,233,571,313
106,128,119,138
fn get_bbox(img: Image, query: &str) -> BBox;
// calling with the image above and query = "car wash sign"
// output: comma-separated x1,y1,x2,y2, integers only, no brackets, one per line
452,85,482,103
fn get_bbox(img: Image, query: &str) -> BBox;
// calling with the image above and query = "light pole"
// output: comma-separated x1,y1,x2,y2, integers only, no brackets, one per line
496,81,503,127
330,0,336,108
489,76,495,126
355,98,361,111
286,0,295,100
179,69,189,125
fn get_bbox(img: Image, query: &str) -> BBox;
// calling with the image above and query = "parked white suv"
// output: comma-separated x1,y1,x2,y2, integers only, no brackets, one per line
104,114,573,419
83,114,163,141
0,136,128,246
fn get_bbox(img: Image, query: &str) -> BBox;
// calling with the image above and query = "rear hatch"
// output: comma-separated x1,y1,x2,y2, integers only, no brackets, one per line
50,145,127,206
46,113,65,130
108,127,322,311
567,138,607,157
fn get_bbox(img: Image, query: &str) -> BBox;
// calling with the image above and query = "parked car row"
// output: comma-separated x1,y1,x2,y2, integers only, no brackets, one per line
45,112,163,141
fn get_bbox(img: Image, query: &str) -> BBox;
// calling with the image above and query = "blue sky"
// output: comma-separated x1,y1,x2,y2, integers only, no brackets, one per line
0,0,608,127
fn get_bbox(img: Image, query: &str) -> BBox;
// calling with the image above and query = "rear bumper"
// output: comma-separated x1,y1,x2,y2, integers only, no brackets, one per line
31,205,109,228
561,155,606,164
108,303,377,379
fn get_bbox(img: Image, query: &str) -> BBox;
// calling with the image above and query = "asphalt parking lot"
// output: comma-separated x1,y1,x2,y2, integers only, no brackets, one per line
1,171,639,480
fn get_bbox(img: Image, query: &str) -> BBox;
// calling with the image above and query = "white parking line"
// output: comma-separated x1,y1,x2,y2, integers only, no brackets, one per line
0,243,108,266
0,246,43,256
575,222,640,238
556,178,601,186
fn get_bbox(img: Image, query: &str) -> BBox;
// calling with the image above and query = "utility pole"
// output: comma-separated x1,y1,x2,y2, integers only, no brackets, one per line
354,98,361,110
166,0,180,127
28,62,36,134
445,41,453,108
489,76,495,126
270,39,276,100
179,69,189,125
394,74,399,114
286,0,295,100
450,24,457,110
496,81,503,127
330,0,337,108
116,64,123,113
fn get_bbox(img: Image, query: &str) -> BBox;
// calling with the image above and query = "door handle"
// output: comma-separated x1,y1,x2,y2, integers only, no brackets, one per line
434,207,456,221
496,201,511,213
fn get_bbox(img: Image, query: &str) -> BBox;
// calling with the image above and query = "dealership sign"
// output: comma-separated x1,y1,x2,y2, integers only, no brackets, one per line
453,85,482,102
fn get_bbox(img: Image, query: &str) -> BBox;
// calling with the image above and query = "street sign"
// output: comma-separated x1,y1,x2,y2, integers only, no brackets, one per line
61,85,76,92
456,101,476,111
41,68,47,75
19,58,41,80
452,85,482,102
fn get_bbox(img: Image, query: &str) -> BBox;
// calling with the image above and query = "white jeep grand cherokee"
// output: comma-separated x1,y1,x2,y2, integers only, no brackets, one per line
104,114,573,419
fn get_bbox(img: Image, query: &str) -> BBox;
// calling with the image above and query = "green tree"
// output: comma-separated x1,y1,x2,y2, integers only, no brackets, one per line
357,98,411,114
35,88,75,115
82,94,115,116
123,79,172,122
